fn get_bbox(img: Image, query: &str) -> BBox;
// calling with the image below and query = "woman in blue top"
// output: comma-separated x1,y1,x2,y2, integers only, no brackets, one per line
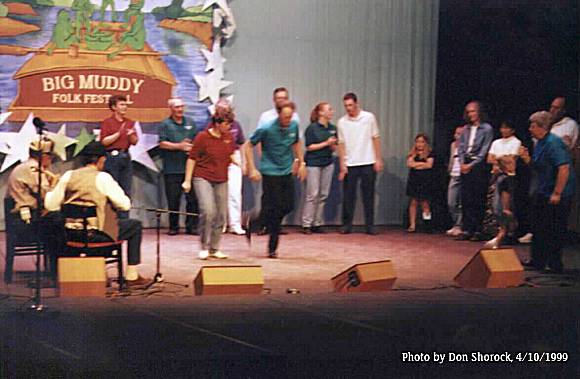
301,102,338,234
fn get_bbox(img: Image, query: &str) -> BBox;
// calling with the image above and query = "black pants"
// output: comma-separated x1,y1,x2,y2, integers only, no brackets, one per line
262,175,295,253
461,165,489,235
342,164,376,228
530,195,572,270
164,174,198,232
67,218,142,265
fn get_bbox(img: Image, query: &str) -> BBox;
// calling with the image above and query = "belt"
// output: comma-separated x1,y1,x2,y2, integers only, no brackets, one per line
107,149,129,156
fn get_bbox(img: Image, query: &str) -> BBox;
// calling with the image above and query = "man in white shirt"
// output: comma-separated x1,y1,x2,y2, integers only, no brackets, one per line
549,96,578,151
45,141,148,286
337,92,383,235
256,87,300,130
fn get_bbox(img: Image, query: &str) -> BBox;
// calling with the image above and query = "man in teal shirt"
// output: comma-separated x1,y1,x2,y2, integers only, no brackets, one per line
245,100,307,258
159,98,199,235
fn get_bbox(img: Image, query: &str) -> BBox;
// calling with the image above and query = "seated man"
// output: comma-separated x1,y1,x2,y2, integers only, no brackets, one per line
6,138,64,278
45,141,148,286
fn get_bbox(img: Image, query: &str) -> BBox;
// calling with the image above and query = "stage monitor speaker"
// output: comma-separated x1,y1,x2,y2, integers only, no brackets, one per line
331,260,397,292
454,248,523,288
194,266,264,296
58,257,106,297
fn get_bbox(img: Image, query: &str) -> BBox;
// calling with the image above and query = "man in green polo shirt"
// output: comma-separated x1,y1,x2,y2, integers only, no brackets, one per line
245,100,307,258
159,98,199,235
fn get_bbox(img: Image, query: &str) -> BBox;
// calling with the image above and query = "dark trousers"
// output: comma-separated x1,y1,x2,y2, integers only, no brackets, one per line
262,175,295,253
164,174,198,231
67,218,142,265
342,164,376,228
530,195,572,270
461,165,489,235
105,152,132,218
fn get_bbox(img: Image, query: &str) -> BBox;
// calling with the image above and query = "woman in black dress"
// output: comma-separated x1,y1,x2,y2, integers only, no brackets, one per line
406,133,434,232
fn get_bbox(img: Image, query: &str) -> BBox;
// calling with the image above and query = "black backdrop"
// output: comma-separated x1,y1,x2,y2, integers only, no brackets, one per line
430,0,579,230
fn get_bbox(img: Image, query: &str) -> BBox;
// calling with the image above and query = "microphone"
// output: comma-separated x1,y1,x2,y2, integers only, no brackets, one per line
32,117,46,133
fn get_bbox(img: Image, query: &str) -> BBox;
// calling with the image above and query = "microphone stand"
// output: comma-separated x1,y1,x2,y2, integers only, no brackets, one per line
29,123,45,313
133,207,197,289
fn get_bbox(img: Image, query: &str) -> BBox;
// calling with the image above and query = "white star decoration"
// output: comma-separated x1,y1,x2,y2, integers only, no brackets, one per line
194,71,233,104
0,112,12,155
46,124,77,161
201,38,226,78
202,0,229,11
0,112,11,126
0,113,39,173
129,121,159,172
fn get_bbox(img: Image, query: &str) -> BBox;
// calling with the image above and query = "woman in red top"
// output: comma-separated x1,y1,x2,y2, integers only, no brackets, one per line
182,108,236,259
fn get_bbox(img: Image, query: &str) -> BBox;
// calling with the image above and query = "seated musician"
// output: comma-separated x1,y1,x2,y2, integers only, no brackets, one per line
6,138,64,277
45,141,149,286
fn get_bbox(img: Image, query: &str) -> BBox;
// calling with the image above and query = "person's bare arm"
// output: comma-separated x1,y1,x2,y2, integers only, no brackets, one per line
550,164,570,204
373,136,384,172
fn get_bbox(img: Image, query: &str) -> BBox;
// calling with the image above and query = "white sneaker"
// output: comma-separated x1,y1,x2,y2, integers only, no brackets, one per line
518,233,533,244
229,226,246,235
198,250,209,260
446,226,462,236
483,237,499,249
210,250,228,259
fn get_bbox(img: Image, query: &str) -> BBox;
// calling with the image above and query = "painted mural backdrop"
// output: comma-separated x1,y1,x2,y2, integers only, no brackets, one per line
0,0,235,172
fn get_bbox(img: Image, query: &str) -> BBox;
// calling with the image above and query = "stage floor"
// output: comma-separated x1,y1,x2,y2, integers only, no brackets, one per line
1,228,579,377
1,226,579,294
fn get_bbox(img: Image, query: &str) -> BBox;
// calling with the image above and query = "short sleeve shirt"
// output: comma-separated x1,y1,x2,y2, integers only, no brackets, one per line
158,116,197,174
250,119,299,176
304,122,337,167
100,116,135,151
533,133,575,198
188,130,235,183
337,110,379,167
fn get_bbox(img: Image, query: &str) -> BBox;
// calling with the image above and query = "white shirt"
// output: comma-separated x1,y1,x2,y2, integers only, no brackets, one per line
256,108,300,130
450,145,461,177
467,125,478,153
489,136,521,157
551,116,578,149
45,169,131,213
337,110,380,167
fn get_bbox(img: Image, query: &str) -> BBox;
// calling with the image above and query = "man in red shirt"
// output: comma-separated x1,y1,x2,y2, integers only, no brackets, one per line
99,95,138,217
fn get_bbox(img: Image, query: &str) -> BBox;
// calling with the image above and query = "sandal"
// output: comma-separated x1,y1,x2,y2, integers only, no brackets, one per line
407,227,416,233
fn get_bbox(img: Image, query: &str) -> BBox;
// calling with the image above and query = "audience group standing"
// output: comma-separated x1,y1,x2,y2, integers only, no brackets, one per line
409,96,577,274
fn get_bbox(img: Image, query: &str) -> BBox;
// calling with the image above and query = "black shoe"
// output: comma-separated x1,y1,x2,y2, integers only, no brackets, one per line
366,227,378,235
455,233,472,241
167,229,179,236
469,232,485,242
268,251,278,259
257,227,268,236
522,260,543,271
279,229,289,235
302,227,312,235
311,226,325,234
340,226,352,234
185,228,198,235
544,266,564,274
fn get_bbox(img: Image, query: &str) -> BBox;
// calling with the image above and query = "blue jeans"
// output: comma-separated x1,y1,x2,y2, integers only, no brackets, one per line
105,151,132,218
447,175,462,227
